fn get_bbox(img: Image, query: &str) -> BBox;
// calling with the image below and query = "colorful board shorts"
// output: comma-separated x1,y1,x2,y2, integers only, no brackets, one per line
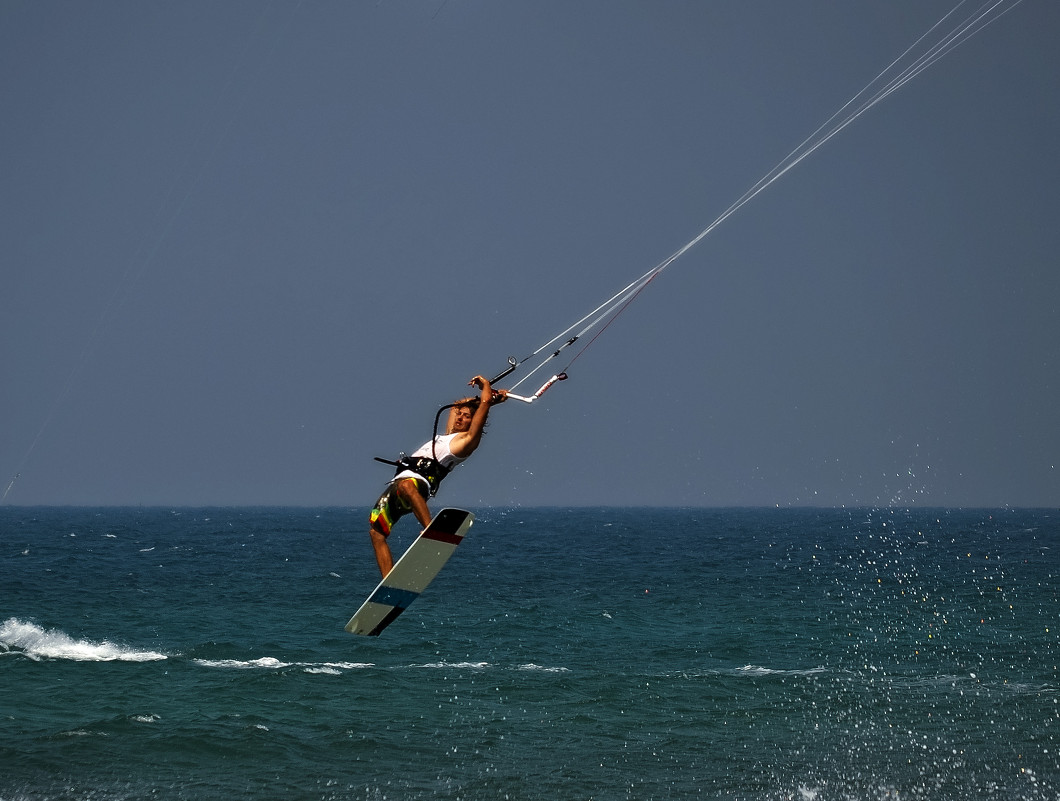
369,478,428,537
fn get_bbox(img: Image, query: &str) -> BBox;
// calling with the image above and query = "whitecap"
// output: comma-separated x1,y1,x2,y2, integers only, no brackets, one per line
0,618,167,662
301,661,375,673
515,663,571,673
194,656,290,669
414,661,489,669
734,664,826,677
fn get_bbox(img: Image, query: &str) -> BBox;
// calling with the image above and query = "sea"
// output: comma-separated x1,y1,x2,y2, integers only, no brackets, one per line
1,506,1057,801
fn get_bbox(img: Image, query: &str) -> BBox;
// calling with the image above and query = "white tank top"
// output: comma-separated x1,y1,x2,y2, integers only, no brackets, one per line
411,434,466,469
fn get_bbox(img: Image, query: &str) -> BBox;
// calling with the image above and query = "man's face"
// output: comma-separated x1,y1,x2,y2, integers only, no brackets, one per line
450,404,474,433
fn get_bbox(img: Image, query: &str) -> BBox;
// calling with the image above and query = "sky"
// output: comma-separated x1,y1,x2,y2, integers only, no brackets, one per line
2,0,1057,509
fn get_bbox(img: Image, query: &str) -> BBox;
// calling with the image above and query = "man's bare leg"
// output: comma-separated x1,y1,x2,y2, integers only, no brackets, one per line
369,480,432,578
369,524,394,578
394,479,432,529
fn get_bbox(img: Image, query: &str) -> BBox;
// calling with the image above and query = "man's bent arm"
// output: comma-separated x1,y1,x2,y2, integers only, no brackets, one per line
449,375,503,457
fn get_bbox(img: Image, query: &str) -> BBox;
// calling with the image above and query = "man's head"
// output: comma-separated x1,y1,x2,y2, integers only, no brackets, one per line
445,398,479,434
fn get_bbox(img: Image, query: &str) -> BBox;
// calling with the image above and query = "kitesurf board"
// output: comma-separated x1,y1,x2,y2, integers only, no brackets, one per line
345,508,474,636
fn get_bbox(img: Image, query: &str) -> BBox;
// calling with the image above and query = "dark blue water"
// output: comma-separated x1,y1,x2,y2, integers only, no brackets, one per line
2,507,1058,800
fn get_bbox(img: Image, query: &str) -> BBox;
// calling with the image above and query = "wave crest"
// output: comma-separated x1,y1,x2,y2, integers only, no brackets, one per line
0,618,167,662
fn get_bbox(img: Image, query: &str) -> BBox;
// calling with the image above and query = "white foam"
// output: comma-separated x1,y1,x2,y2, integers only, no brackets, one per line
193,658,374,672
300,662,375,674
193,657,290,669
516,663,571,673
0,618,167,662
734,664,826,677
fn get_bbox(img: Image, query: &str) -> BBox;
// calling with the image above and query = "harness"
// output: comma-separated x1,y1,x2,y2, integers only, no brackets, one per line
373,453,450,497
373,397,482,498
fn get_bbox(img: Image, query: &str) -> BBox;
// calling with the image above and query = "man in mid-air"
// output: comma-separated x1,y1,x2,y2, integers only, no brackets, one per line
368,374,506,577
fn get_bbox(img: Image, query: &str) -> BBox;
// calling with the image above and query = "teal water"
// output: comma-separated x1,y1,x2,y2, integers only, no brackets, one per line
1,507,1058,800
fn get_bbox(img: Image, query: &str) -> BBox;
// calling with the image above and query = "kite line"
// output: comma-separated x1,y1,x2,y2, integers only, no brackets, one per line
3,1,1023,501
494,0,1024,405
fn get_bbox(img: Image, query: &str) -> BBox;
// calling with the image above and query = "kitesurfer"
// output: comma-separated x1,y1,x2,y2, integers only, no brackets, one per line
368,375,506,577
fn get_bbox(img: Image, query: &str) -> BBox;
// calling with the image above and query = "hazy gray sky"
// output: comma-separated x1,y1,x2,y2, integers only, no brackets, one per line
2,1,1057,508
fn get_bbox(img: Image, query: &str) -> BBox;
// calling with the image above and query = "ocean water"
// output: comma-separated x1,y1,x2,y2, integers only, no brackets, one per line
1,506,1057,801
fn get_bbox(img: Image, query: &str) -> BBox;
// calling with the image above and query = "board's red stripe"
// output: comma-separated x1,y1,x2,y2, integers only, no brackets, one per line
422,530,463,545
